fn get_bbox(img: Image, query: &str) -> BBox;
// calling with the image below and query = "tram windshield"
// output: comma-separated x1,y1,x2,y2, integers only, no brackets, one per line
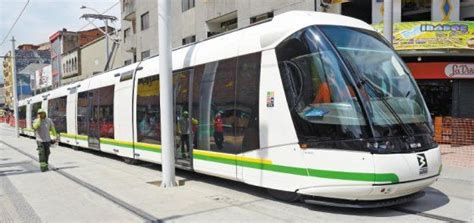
276,26,370,142
319,26,432,137
276,25,433,149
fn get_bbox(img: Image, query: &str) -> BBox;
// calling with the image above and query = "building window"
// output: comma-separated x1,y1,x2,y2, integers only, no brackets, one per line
221,18,237,31
124,59,132,65
206,11,238,37
250,12,273,24
124,28,131,42
141,12,149,31
141,50,150,60
182,35,196,45
182,0,195,12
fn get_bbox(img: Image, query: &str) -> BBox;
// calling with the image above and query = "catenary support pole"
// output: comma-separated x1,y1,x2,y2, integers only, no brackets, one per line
383,0,393,43
105,20,109,66
11,37,19,138
158,0,176,187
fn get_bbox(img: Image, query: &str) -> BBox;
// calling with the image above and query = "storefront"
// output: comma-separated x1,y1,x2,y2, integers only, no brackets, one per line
375,21,474,145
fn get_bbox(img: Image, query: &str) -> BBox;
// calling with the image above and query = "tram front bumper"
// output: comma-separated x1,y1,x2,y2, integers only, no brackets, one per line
296,173,438,205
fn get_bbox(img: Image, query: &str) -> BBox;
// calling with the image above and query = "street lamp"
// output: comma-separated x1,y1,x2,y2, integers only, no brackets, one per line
80,6,118,66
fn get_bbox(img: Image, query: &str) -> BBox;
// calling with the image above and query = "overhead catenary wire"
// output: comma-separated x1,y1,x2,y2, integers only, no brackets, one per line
0,0,31,47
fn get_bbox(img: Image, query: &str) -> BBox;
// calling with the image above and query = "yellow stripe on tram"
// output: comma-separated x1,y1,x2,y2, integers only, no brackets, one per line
193,149,272,165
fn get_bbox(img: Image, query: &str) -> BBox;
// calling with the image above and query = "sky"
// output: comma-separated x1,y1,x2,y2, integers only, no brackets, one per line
0,0,121,83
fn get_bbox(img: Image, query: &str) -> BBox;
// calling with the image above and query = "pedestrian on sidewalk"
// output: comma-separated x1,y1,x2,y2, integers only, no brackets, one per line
32,108,58,172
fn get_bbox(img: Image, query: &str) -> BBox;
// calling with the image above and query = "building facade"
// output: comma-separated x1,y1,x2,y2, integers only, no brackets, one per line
1,46,50,108
63,32,123,85
2,51,13,108
49,29,79,88
120,0,473,64
0,83,5,107
49,27,114,87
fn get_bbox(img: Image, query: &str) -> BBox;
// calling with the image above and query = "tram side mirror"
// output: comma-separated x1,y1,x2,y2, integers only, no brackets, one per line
304,107,329,119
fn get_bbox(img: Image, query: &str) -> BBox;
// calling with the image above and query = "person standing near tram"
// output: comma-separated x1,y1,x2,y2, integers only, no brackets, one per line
214,111,224,150
32,108,58,172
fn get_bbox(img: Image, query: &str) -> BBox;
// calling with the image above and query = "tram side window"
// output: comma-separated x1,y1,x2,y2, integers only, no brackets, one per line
77,86,115,138
235,53,261,152
97,86,114,139
48,96,67,133
198,58,239,153
31,102,42,127
77,91,90,135
137,75,161,144
18,106,26,128
191,65,204,149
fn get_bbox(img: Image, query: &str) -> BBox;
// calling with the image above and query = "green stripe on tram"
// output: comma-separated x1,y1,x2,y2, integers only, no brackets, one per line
193,152,399,183
54,134,398,183
58,134,161,153
99,138,161,153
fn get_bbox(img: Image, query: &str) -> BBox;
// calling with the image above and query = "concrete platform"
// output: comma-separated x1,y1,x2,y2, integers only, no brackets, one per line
0,124,472,222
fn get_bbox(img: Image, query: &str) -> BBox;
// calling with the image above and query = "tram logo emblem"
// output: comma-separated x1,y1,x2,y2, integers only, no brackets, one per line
417,153,428,175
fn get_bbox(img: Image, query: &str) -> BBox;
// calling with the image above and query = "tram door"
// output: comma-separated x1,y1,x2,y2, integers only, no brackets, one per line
87,90,101,150
173,69,193,168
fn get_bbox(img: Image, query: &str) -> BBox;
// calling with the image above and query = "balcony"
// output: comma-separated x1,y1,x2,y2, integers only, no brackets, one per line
122,0,136,21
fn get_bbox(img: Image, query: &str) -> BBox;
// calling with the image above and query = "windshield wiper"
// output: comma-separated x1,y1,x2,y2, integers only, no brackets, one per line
282,61,304,111
359,75,416,142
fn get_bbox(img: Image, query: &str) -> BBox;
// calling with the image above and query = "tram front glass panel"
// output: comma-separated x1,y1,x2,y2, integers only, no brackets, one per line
319,26,433,138
276,26,435,152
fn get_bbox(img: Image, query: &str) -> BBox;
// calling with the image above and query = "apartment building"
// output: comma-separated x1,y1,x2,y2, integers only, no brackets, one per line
120,0,473,64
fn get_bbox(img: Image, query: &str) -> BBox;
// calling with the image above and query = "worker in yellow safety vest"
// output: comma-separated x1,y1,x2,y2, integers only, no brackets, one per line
32,108,58,172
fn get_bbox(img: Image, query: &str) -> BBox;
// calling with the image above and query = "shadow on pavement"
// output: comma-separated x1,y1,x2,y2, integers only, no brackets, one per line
0,160,33,167
0,169,40,177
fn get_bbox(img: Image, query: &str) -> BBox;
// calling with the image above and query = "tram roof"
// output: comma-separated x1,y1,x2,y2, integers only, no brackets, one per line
170,11,375,66
19,11,375,103
136,11,375,79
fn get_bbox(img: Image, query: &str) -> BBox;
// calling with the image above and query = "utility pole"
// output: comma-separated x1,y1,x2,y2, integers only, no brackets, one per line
158,0,177,187
383,0,393,43
11,37,19,137
105,20,109,62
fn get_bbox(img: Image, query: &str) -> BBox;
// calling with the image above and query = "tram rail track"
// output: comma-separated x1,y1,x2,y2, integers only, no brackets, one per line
390,206,466,223
0,140,162,223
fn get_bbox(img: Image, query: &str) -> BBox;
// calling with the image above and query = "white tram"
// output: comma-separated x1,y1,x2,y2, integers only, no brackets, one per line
19,11,441,207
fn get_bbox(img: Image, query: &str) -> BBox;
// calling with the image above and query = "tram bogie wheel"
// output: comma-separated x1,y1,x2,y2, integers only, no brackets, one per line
267,189,301,202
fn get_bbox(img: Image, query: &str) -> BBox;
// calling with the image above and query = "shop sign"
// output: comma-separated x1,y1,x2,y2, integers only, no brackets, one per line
445,63,474,78
35,65,53,89
373,21,474,50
